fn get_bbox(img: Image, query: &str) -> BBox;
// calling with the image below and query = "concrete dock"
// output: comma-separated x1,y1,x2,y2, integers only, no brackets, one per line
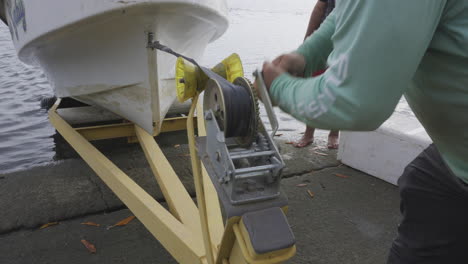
0,130,400,264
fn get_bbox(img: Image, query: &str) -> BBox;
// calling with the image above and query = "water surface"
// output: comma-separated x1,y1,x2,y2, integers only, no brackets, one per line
0,25,55,173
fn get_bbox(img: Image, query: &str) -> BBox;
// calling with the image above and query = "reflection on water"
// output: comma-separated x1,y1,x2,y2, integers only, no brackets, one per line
0,0,412,174
0,24,55,173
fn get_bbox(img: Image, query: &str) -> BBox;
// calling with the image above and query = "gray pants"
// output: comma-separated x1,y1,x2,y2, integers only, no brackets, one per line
387,144,468,264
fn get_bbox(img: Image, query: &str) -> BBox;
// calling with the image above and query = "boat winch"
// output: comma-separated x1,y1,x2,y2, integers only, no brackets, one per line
201,75,284,205
148,37,285,206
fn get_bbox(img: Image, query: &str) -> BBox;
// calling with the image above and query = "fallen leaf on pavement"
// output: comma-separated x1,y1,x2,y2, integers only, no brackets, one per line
307,190,315,198
109,216,136,229
296,183,308,187
39,222,59,229
334,173,350,179
275,134,283,137
81,239,97,254
174,144,181,148
81,222,100,227
314,151,329,156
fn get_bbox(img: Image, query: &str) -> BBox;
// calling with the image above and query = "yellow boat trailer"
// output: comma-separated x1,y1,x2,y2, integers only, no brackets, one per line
48,92,296,263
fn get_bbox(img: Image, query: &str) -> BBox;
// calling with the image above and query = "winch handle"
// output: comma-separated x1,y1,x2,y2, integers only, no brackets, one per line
254,70,279,138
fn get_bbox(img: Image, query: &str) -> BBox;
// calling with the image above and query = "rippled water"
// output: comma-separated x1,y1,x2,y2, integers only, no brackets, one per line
0,24,55,173
0,0,412,174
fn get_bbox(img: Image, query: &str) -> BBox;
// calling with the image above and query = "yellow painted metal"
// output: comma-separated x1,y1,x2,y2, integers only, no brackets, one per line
211,53,245,83
188,93,216,264
75,123,134,141
216,217,242,264
176,57,200,102
175,53,244,103
197,97,225,252
48,99,206,264
135,125,204,243
49,97,293,264
75,116,194,141
161,116,195,133
229,239,249,264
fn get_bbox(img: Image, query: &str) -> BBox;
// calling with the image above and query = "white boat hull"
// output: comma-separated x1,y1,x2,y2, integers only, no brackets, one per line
2,0,228,133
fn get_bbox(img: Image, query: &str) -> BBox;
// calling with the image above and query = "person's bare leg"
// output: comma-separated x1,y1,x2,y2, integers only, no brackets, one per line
327,130,339,149
294,126,315,148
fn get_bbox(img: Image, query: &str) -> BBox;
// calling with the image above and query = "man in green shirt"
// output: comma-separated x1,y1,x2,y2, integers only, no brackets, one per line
261,0,468,262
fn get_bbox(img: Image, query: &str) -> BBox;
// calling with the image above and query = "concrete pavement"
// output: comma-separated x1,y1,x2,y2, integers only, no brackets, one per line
0,130,340,234
0,131,400,263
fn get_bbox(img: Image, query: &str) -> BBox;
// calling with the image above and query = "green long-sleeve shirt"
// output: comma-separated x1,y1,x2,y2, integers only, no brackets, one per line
270,0,468,183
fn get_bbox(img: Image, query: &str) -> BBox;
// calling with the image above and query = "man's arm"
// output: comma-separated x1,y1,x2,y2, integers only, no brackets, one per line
304,0,327,40
296,11,336,77
269,0,446,131
271,12,335,79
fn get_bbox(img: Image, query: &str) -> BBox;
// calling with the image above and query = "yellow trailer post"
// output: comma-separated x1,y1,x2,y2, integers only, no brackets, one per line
48,96,296,264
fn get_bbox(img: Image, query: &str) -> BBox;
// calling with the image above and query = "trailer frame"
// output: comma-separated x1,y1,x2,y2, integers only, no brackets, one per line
48,97,295,264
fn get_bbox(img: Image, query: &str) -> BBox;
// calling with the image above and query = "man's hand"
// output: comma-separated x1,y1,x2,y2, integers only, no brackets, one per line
272,53,306,77
262,62,286,91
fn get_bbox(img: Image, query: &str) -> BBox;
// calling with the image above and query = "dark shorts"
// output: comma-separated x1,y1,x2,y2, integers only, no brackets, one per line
387,144,468,264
